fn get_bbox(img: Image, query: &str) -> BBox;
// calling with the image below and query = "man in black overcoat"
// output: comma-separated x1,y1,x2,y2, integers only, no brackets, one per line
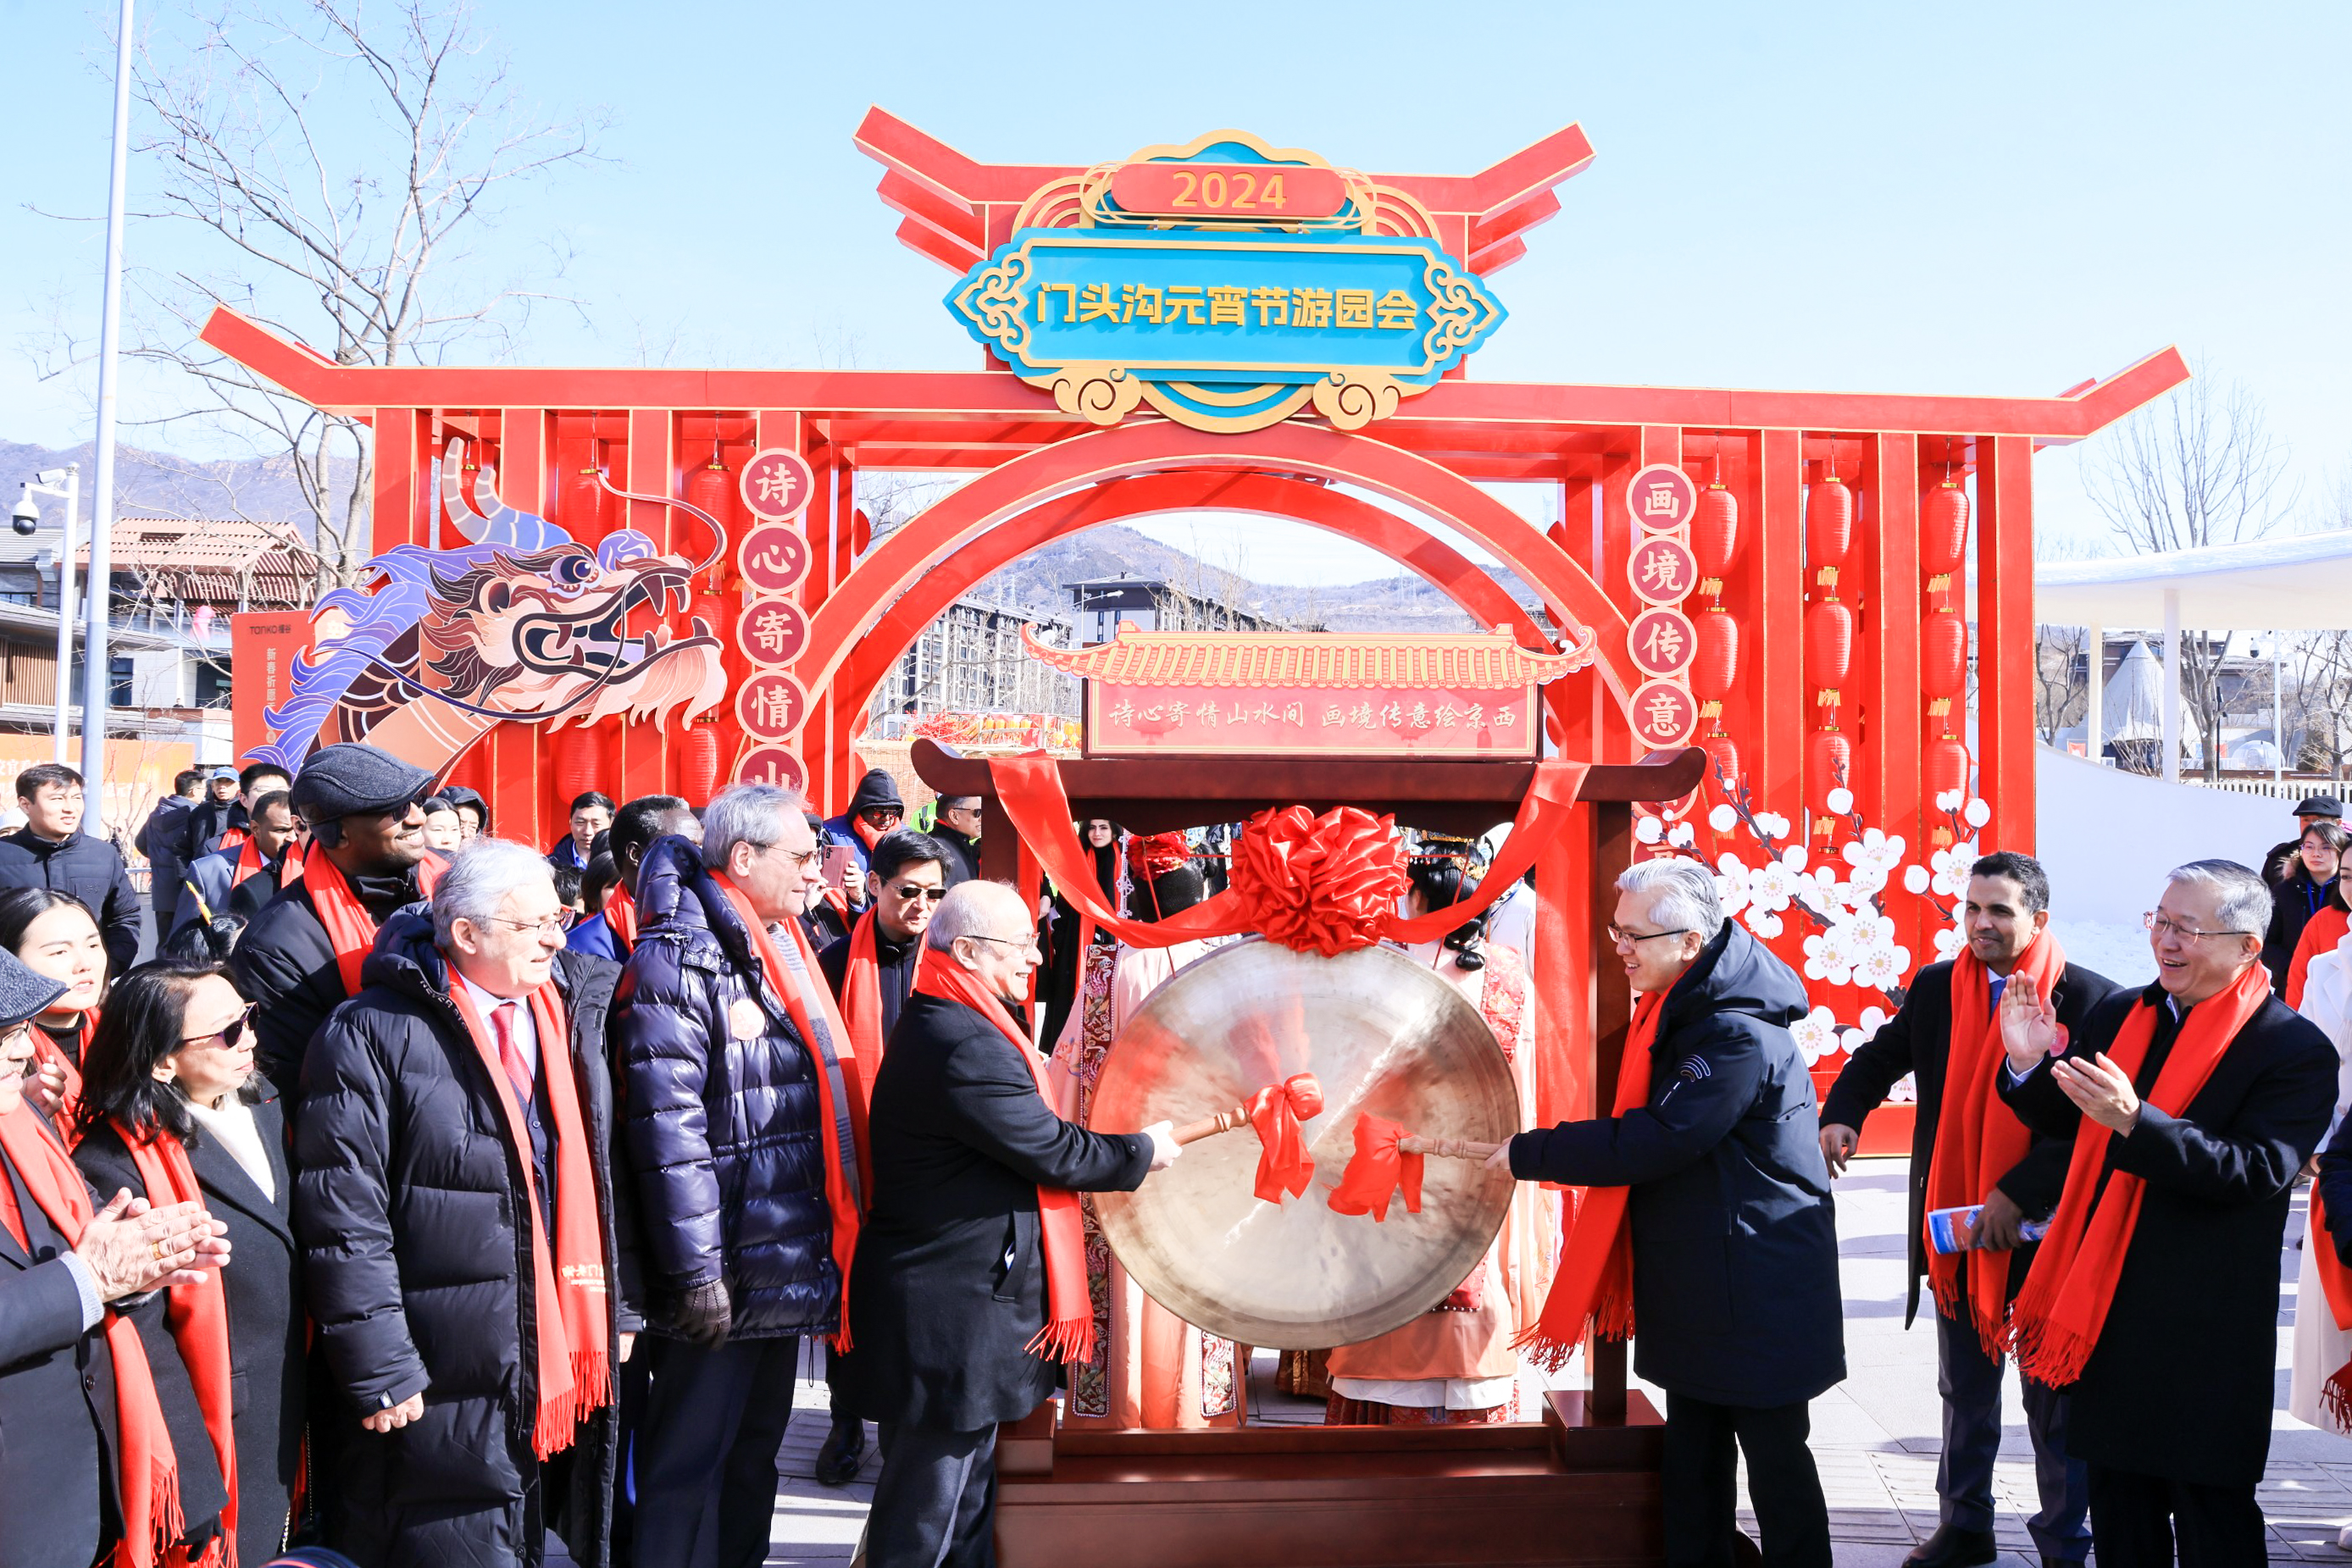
1999,858,2336,1565
843,879,1179,1568
1493,856,1843,1568
1820,850,2116,1568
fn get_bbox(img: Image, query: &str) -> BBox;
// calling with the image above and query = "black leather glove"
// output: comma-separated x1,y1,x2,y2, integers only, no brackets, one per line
674,1279,732,1349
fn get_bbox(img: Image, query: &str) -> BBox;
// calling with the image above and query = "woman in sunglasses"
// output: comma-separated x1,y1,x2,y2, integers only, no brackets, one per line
0,886,109,1128
74,961,306,1565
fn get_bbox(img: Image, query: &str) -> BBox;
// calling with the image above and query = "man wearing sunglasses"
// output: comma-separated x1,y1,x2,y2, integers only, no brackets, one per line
808,827,955,1484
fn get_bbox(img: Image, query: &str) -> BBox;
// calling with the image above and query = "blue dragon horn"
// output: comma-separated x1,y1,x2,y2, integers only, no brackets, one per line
441,436,568,552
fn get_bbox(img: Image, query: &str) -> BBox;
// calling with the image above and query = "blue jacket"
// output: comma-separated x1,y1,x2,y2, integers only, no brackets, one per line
568,912,621,962
1511,920,1845,1407
612,835,857,1339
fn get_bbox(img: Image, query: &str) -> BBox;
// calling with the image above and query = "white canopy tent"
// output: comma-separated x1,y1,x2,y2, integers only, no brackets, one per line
2035,530,2352,782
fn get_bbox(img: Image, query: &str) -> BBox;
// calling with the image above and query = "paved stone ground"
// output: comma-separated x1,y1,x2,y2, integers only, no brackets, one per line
760,1157,2352,1564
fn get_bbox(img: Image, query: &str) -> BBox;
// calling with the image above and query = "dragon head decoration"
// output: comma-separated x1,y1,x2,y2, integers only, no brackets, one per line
254,437,729,777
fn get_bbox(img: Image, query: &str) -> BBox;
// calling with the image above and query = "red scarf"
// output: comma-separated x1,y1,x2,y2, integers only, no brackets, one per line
34,1012,93,1147
442,975,612,1457
2009,961,2272,1385
216,826,249,854
1514,989,1667,1371
602,884,640,955
2309,1186,2352,1425
302,844,441,996
910,945,1096,1363
1245,1073,1323,1204
0,1104,180,1567
1924,930,2066,1354
116,1122,239,1565
2288,905,2349,1009
840,909,889,1067
710,873,867,1344
229,836,297,893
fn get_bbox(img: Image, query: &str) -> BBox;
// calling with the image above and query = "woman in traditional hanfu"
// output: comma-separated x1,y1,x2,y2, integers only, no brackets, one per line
1050,837,1247,1429
1325,857,1557,1425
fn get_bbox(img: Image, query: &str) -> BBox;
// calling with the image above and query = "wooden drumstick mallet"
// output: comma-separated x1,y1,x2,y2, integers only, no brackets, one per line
1173,1072,1325,1145
1398,1135,1503,1161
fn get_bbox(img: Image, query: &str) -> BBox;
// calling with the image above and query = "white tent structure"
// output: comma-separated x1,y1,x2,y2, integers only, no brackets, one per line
2035,529,2352,783
2097,639,2203,749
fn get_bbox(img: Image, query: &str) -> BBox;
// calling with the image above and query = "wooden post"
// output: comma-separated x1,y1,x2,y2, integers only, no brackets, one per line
1976,436,2037,849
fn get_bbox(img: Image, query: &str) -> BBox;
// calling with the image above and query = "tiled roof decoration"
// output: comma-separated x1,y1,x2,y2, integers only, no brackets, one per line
1020,623,1595,690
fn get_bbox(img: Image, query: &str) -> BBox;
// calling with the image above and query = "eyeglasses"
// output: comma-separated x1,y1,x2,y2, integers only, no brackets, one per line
769,845,826,872
478,914,572,940
2143,912,2254,942
0,1022,31,1055
890,884,949,902
181,1005,257,1051
1607,923,1691,947
960,934,1041,958
859,810,904,827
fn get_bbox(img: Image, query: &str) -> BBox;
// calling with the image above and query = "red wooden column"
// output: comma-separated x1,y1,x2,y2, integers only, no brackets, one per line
1548,474,1600,758
616,408,678,806
1859,435,1922,837
491,407,552,846
1975,436,2036,851
1751,430,1806,821
1584,799,1634,1419
372,408,430,555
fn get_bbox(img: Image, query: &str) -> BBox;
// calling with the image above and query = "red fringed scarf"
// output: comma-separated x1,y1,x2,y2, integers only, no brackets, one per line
116,1122,239,1565
216,827,249,855
2009,961,2272,1386
1514,989,1667,1371
442,976,612,1458
303,845,441,997
711,873,868,1342
2309,1186,2352,1426
602,884,640,955
229,837,297,893
1245,1073,1323,1203
840,909,888,1067
33,1012,93,1148
910,945,1096,1364
1327,1113,1423,1222
0,1104,180,1567
1924,930,2066,1355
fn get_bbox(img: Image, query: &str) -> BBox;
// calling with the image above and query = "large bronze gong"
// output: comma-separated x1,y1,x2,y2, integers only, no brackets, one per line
1088,939,1519,1349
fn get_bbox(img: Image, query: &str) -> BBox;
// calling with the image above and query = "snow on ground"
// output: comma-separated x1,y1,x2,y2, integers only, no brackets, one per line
2046,917,2156,989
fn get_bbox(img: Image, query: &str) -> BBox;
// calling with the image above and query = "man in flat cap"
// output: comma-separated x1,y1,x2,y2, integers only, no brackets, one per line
231,743,440,1099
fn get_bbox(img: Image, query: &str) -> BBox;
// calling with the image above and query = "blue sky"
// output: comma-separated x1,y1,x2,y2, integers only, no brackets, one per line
3,0,2346,584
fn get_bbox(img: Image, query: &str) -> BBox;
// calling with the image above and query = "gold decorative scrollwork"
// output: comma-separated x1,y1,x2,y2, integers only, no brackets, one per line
952,252,1031,358
1310,369,1402,431
1046,365,1147,426
1421,258,1504,364
1357,181,1440,240
1551,617,1601,673
1019,171,1107,231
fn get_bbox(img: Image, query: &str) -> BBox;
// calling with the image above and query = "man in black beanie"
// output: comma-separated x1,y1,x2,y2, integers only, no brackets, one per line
230,742,435,1096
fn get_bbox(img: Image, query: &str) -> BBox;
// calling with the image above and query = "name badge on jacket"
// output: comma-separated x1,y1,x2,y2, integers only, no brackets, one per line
729,997,765,1040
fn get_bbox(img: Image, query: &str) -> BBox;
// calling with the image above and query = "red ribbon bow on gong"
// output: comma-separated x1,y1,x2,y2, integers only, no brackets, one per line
1326,1112,1424,1222
1245,1073,1326,1204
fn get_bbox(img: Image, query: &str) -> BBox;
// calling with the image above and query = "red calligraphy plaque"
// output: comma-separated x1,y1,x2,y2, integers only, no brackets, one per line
1626,607,1696,679
1627,536,1699,607
735,672,807,740
1084,682,1539,759
741,448,815,522
737,524,810,594
1627,463,1699,533
734,596,808,668
1109,162,1349,222
735,745,806,795
1627,679,1698,747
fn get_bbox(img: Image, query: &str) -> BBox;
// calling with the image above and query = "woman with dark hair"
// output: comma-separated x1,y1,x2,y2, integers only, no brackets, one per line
2268,822,2352,994
1040,819,1124,1050
75,961,306,1565
160,911,248,963
0,886,108,1126
419,795,463,853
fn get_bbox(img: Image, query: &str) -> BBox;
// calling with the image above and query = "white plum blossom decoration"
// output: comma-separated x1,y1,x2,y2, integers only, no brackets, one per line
1790,1006,1841,1067
1825,786,1854,815
1903,864,1932,895
1634,814,1665,845
1709,804,1739,833
1963,798,1992,828
1667,821,1696,849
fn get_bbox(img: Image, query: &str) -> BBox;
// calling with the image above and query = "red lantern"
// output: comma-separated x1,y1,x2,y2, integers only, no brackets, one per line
1921,609,1967,699
684,457,735,539
691,588,732,645
1924,737,1971,802
1806,474,1853,572
681,720,723,806
567,463,608,537
1809,729,1853,798
1693,484,1739,581
1700,733,1740,790
555,723,605,805
1689,609,1739,701
1806,599,1854,687
1922,482,1969,578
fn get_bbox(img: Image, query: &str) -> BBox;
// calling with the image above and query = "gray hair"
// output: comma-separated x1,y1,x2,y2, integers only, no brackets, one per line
701,783,804,870
924,879,1028,952
2165,859,2271,940
1615,856,1726,942
431,838,554,946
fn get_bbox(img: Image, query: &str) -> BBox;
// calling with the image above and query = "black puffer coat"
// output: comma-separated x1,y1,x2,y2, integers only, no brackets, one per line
1510,920,1845,1408
613,835,853,1339
293,911,624,1568
0,826,141,974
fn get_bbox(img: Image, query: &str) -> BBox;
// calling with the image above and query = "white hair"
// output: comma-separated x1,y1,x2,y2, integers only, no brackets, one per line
924,880,1028,952
431,838,554,945
1614,856,1725,942
2166,859,2271,940
701,783,804,870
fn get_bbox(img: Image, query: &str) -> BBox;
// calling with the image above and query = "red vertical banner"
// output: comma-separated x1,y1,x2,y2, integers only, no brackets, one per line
230,612,313,763
1976,436,2036,852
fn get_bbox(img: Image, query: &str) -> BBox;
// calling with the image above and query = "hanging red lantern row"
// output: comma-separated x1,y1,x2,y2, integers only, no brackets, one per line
554,723,605,806
681,718,723,806
566,442,609,538
1922,456,1972,833
1806,466,1857,828
1689,468,1742,796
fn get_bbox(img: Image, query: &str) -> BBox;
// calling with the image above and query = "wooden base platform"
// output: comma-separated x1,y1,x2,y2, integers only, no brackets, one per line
993,1390,1667,1568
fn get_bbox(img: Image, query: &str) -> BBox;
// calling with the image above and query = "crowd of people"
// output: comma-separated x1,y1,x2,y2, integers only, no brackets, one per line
6,752,2352,1567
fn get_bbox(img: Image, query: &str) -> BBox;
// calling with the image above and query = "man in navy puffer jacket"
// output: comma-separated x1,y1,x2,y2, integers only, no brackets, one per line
613,783,862,1568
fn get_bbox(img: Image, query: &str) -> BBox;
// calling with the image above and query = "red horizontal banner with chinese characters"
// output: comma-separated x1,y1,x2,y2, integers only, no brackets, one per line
1084,681,1539,758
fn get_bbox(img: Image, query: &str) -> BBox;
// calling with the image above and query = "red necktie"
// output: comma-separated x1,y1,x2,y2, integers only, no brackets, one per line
491,1001,532,1111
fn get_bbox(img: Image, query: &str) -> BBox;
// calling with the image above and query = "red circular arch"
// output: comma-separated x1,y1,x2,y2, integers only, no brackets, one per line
802,421,1637,717
836,470,1550,731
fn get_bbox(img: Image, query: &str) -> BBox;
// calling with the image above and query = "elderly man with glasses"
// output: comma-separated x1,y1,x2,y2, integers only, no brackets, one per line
1998,860,2336,1566
1486,856,1843,1568
613,783,867,1568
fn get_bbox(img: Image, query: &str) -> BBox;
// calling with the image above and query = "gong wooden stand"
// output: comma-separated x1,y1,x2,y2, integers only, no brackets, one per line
913,740,1705,1568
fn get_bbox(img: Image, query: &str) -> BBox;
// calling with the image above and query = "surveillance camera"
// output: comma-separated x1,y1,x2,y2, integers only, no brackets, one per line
9,494,37,537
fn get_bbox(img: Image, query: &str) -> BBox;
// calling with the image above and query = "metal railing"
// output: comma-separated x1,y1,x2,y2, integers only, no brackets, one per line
2182,776,2338,801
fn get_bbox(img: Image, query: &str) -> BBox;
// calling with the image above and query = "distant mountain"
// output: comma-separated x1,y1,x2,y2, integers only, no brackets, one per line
0,438,319,527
